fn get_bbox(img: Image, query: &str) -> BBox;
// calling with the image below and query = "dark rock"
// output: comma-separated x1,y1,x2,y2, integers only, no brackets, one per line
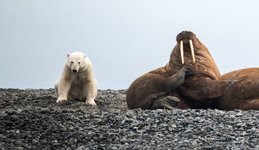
0,88,258,149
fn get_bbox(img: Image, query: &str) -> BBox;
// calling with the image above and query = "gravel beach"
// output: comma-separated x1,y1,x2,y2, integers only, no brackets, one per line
0,88,258,150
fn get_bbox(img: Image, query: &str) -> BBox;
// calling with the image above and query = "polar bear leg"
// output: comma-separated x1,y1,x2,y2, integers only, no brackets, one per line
56,79,71,103
54,82,58,97
85,81,97,105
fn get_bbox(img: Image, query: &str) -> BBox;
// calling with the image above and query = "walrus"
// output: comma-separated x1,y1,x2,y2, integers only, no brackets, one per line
169,31,259,110
219,68,259,110
126,66,193,109
166,31,233,109
126,31,231,110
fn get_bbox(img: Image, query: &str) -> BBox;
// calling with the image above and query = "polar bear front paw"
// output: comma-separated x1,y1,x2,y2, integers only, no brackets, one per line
85,99,97,106
56,97,68,103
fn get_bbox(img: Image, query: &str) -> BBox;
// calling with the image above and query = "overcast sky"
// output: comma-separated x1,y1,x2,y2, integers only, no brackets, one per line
1,0,259,89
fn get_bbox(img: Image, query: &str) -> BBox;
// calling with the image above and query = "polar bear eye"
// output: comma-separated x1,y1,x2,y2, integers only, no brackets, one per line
71,61,74,64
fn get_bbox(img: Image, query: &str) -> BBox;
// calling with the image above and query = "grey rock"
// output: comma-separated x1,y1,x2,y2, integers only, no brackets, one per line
0,88,258,149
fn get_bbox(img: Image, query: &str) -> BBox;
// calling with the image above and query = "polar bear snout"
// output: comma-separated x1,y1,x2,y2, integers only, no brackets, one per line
70,64,80,73
72,69,78,73
71,67,79,73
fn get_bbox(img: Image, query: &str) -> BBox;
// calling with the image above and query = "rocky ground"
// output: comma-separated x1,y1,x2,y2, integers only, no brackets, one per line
0,88,258,150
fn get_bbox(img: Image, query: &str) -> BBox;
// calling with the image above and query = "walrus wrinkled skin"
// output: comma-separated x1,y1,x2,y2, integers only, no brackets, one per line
219,68,259,110
126,66,192,109
166,31,233,109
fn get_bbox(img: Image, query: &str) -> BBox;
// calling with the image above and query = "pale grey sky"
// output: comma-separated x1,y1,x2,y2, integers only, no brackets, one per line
1,0,259,89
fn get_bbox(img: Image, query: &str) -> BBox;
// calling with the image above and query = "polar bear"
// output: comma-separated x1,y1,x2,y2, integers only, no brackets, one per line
55,51,97,105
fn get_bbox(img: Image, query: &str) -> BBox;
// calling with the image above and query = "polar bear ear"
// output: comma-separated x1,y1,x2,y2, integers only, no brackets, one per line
67,53,70,58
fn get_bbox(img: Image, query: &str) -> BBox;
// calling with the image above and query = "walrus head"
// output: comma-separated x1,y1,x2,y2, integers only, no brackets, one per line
167,31,221,80
176,31,197,64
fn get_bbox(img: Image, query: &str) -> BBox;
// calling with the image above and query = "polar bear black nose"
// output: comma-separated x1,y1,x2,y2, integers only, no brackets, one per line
72,69,77,73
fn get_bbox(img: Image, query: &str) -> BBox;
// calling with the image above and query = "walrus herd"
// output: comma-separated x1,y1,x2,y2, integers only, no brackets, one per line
126,31,259,110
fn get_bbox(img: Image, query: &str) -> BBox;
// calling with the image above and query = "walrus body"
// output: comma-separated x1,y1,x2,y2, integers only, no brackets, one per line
126,66,192,109
127,31,230,110
170,31,259,110
219,68,259,110
166,31,232,109
127,31,259,110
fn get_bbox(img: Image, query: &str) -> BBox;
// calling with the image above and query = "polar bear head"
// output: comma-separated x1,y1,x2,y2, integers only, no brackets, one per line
66,52,91,73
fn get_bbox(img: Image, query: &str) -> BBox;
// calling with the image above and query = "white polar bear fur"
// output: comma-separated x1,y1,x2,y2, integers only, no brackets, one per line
55,51,97,105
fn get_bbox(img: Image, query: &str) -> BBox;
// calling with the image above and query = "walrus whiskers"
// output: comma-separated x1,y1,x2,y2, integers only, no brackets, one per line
180,40,184,64
189,40,196,63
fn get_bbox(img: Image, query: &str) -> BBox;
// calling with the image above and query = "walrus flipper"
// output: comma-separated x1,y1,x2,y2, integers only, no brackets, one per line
166,67,193,91
151,96,180,110
178,77,234,102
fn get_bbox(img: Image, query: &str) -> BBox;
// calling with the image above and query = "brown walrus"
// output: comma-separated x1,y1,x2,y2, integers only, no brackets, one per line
126,66,193,109
166,31,233,109
219,68,259,110
127,31,259,110
126,30,228,110
169,31,259,110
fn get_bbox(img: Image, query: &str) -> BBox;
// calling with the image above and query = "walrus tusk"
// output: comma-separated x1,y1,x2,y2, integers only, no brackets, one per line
189,40,195,63
180,40,184,64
